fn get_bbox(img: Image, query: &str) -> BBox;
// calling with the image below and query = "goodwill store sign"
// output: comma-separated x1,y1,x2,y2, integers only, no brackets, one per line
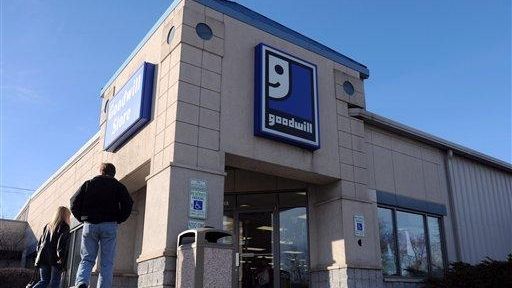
104,62,155,152
254,43,320,150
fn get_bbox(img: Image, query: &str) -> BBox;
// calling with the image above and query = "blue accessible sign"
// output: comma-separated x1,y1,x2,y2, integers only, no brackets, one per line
354,215,365,237
189,179,208,220
104,62,155,152
254,43,320,150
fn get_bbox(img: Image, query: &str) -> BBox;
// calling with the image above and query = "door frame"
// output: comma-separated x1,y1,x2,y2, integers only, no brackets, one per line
225,190,310,288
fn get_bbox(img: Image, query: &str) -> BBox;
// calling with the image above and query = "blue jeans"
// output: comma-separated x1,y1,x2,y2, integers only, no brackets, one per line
33,265,62,288
75,222,118,288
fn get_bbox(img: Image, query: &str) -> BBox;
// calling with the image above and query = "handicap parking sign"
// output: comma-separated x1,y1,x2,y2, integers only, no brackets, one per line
354,215,365,237
193,200,203,211
189,179,208,220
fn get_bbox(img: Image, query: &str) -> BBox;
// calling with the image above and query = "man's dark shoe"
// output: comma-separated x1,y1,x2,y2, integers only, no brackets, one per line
77,284,87,288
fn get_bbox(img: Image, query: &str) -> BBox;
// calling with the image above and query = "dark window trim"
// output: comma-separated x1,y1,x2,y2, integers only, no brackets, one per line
391,207,401,277
378,205,447,280
424,214,432,275
439,216,448,273
377,190,447,216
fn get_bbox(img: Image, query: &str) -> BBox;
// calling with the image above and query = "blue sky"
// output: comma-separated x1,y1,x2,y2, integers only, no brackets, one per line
1,0,510,219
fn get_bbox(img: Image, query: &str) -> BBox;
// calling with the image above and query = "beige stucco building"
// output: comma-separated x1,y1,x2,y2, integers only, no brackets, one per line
14,0,512,287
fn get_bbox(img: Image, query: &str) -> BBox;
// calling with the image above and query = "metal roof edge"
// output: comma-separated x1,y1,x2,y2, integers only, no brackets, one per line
0,218,28,224
196,0,369,78
349,108,512,173
100,0,369,95
14,131,102,220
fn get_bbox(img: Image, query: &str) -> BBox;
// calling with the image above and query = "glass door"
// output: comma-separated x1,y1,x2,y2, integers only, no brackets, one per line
279,207,309,288
238,211,275,288
224,192,309,288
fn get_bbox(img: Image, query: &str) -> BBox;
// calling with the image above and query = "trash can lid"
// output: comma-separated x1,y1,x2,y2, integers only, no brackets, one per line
178,228,232,247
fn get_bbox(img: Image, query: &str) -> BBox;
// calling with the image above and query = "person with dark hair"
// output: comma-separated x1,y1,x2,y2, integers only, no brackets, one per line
32,206,71,288
70,163,133,288
100,163,116,178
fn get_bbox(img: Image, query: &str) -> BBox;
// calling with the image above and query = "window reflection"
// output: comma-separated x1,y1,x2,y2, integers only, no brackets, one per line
377,207,445,279
64,227,83,287
222,212,235,245
279,207,308,288
378,208,397,276
427,217,444,276
396,212,428,277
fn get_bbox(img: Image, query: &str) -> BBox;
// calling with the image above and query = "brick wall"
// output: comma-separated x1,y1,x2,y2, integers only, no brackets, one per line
137,256,176,288
310,268,421,288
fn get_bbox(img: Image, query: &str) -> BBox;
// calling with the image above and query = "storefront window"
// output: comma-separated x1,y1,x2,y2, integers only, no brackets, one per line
279,207,309,288
396,211,428,277
377,207,445,279
427,216,444,276
377,208,398,276
63,226,83,287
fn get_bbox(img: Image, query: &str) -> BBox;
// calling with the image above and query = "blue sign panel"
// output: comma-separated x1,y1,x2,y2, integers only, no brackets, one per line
104,62,155,152
193,200,203,210
254,44,320,150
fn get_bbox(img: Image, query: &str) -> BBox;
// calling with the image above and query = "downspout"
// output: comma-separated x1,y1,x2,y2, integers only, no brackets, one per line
444,149,462,261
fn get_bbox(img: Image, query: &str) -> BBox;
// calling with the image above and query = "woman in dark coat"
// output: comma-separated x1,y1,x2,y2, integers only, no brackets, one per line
33,206,71,288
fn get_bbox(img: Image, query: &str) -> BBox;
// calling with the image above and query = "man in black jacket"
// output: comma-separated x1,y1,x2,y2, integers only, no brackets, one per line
70,163,133,288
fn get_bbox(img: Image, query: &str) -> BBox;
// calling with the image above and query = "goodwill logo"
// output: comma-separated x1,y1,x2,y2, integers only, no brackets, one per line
104,62,155,152
254,44,320,150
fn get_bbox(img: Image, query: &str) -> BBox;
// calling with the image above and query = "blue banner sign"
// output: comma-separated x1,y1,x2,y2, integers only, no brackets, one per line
104,62,155,152
254,44,320,150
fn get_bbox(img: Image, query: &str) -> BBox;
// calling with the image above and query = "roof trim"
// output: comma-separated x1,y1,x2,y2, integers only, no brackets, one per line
0,219,28,224
349,108,512,173
15,131,101,220
196,0,369,78
101,0,369,94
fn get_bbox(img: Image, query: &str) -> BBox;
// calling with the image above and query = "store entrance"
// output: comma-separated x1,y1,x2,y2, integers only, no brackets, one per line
224,192,310,288
238,211,274,288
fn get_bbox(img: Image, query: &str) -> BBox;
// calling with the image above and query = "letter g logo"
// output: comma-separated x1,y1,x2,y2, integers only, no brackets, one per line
255,44,320,150
267,54,290,99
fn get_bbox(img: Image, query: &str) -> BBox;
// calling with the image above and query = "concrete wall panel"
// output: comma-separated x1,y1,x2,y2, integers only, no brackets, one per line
220,14,345,180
